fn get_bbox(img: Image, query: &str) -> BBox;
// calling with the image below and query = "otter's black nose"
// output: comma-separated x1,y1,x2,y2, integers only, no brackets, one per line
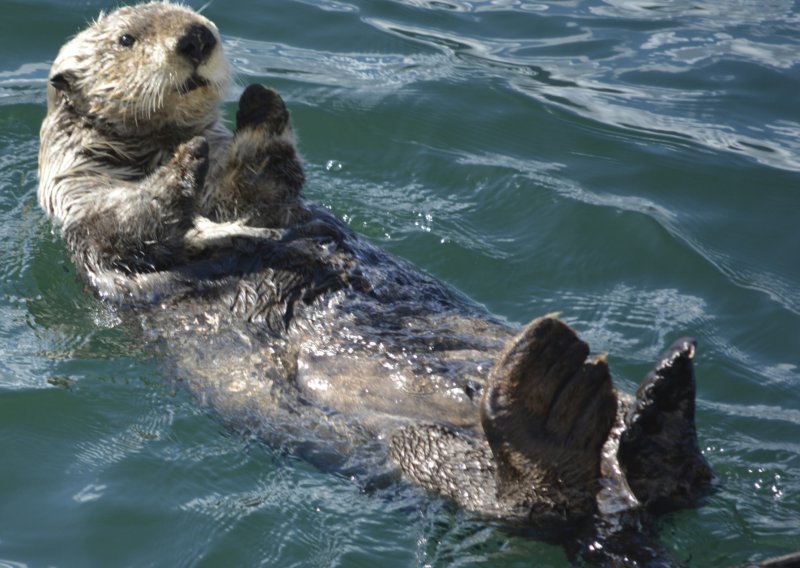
177,24,217,65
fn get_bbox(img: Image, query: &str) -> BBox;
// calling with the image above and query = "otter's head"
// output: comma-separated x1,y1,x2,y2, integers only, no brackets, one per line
48,2,230,133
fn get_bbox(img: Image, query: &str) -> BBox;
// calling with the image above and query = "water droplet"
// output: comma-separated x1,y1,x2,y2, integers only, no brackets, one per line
325,160,343,172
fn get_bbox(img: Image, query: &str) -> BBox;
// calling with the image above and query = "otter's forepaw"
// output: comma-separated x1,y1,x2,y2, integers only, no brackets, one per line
617,338,714,510
170,136,209,197
236,84,290,135
480,317,617,520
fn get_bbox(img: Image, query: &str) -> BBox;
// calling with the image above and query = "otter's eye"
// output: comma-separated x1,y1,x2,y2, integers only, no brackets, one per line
119,34,136,47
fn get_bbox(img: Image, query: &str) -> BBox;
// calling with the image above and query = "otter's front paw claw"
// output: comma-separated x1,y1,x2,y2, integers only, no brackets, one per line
236,84,290,135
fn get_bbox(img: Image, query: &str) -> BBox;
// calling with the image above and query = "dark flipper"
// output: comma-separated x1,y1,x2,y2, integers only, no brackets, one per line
236,84,290,135
480,316,617,522
617,338,714,510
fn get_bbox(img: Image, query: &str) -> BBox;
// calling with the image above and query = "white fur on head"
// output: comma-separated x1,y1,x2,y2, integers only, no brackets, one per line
48,1,230,132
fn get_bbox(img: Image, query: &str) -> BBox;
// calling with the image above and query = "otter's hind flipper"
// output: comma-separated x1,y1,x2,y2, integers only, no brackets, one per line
480,317,617,521
617,338,714,509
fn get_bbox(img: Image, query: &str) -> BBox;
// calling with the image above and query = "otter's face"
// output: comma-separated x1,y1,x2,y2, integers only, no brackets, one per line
48,2,230,133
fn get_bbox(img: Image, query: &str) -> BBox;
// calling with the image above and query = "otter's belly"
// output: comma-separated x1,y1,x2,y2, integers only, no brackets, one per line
289,299,514,433
295,341,486,431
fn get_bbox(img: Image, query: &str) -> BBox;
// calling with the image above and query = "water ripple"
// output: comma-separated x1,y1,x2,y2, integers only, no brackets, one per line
306,160,512,259
69,398,175,474
348,5,800,170
452,149,675,218
220,2,800,169
443,149,800,317
590,0,799,28
0,63,49,107
556,284,709,362
225,36,451,101
704,401,800,427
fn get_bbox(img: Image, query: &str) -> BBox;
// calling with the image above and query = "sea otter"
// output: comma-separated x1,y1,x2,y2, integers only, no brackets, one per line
38,1,713,562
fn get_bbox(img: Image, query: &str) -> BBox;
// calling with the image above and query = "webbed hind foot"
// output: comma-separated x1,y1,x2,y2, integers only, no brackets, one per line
618,338,714,509
480,316,617,521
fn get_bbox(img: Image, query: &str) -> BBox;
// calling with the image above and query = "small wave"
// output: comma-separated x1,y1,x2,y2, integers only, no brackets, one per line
0,63,50,108
69,402,175,474
0,560,31,568
72,483,107,503
591,0,799,29
306,160,512,259
291,0,359,12
704,400,800,427
224,36,452,104
451,149,675,220
554,284,710,362
179,466,378,566
445,149,800,317
350,9,800,171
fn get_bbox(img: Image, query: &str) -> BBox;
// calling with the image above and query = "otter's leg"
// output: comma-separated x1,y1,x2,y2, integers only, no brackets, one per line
389,423,500,515
480,317,617,521
617,338,714,509
205,84,306,227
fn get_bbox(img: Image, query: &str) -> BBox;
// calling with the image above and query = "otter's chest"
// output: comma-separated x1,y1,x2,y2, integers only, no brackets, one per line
83,132,200,180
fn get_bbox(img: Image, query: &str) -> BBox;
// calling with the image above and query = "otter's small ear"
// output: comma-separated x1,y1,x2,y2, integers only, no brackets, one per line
49,71,76,92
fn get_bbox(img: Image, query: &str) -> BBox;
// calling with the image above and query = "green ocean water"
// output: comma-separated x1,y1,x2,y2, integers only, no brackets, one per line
1,0,799,566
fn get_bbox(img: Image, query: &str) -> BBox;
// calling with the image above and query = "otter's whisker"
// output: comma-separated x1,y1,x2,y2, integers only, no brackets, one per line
197,0,216,14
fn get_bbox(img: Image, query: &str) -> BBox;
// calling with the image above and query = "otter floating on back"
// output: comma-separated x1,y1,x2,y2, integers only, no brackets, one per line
38,2,713,563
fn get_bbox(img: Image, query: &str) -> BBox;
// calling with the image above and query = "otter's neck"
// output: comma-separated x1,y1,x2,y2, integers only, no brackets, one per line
91,118,220,179
56,93,219,179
